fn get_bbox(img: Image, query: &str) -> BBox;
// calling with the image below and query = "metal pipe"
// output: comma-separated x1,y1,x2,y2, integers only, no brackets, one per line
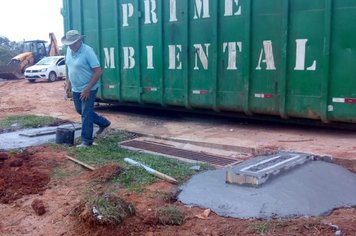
124,158,178,184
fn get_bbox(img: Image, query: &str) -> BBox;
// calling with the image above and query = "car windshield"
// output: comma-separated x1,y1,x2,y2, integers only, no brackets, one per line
36,57,58,65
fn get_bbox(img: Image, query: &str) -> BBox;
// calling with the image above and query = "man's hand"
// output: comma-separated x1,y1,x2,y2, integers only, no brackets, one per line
80,67,102,100
80,87,91,100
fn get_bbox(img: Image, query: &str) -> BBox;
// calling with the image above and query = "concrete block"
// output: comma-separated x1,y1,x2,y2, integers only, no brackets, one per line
226,151,313,187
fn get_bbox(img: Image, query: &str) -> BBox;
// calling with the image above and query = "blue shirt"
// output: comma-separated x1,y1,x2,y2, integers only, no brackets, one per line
65,43,100,92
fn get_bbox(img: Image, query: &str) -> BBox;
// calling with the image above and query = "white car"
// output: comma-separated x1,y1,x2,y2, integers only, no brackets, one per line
24,56,66,82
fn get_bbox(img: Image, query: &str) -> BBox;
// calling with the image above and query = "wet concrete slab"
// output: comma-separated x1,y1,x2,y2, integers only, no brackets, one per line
178,160,356,219
0,124,85,150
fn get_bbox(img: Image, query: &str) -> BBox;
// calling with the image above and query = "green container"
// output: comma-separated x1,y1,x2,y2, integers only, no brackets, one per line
62,0,356,123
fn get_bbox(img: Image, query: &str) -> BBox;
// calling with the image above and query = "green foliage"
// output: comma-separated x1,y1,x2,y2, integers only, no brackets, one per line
0,36,14,47
247,222,270,235
0,47,14,65
155,206,185,225
0,115,67,133
86,194,135,225
0,36,21,65
50,167,68,179
50,164,82,181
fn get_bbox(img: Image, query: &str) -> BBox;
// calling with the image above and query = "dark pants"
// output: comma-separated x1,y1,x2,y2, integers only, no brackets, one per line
72,89,110,145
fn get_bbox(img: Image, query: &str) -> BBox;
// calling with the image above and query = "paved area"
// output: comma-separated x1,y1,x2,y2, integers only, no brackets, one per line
0,124,87,150
178,160,356,219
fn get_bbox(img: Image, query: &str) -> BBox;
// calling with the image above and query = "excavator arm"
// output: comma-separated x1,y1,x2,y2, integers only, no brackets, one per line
48,33,59,57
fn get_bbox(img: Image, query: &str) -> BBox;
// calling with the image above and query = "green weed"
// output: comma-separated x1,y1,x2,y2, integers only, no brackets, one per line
155,205,185,225
0,115,67,133
247,222,270,235
85,194,135,225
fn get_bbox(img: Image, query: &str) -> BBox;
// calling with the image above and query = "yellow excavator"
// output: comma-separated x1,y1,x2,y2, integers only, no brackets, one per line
0,33,59,80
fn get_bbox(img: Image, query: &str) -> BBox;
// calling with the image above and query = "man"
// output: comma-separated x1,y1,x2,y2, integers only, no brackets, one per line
61,30,111,147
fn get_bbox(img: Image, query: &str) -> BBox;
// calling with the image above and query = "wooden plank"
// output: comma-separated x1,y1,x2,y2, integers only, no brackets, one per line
65,155,95,171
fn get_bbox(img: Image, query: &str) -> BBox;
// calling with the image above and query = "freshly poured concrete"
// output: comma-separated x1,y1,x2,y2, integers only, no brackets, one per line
0,124,85,150
178,161,356,219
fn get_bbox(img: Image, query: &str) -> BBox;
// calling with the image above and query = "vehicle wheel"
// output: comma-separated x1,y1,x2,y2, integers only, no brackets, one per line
48,72,57,82
28,79,36,83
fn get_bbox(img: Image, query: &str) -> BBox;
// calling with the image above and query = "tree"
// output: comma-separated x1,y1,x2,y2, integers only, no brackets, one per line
0,36,21,65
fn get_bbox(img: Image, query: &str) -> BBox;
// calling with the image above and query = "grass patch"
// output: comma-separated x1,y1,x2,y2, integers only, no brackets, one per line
50,166,80,180
83,194,135,225
247,222,270,235
155,206,185,225
0,115,67,133
51,167,70,179
68,130,212,191
7,149,20,156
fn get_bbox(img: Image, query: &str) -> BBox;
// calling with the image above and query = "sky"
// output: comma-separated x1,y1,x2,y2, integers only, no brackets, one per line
0,0,64,45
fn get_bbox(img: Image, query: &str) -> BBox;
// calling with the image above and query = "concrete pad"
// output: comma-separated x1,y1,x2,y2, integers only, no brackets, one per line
0,124,89,150
178,161,356,219
18,123,81,137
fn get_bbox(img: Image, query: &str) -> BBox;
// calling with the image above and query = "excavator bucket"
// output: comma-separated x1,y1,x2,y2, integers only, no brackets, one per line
0,64,24,80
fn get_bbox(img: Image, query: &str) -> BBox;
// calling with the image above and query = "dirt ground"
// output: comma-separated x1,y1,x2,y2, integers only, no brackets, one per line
0,79,356,235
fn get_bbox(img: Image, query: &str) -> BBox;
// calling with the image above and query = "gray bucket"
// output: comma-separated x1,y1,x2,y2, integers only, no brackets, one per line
56,126,75,146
